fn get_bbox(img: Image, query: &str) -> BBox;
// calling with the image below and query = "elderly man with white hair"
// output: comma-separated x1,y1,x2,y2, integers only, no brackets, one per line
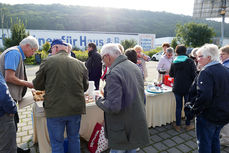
0,35,38,153
96,43,149,153
186,44,229,153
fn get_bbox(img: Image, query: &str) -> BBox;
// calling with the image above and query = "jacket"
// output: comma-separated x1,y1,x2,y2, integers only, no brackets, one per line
96,55,150,150
189,63,229,125
169,56,196,95
33,50,89,118
0,72,17,117
85,49,102,89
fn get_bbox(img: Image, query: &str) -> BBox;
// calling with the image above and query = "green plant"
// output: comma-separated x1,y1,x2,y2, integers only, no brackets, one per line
121,39,137,50
42,41,51,54
73,50,88,61
3,18,29,48
24,54,35,65
171,38,178,49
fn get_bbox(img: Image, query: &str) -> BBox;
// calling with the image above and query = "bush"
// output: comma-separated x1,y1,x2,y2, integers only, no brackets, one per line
24,54,36,65
143,47,162,57
24,50,49,65
73,50,88,61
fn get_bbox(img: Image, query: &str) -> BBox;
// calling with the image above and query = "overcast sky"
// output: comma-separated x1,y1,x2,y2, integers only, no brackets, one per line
0,0,195,16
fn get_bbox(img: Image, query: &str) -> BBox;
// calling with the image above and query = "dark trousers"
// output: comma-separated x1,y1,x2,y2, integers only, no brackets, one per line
0,114,17,153
174,93,190,126
196,116,224,153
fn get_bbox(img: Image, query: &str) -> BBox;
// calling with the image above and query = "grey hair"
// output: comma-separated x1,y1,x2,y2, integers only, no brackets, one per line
67,43,72,50
166,47,174,54
19,36,39,49
101,43,121,58
191,48,199,57
197,44,219,61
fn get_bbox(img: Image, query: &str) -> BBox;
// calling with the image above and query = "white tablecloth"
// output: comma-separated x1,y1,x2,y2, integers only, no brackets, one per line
145,86,180,128
32,101,104,153
32,85,180,153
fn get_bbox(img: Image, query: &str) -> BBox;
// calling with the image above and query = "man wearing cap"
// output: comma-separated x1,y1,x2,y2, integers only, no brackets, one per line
33,39,89,153
0,35,38,153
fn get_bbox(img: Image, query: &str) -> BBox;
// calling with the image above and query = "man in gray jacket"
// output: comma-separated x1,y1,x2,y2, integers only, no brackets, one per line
96,43,149,152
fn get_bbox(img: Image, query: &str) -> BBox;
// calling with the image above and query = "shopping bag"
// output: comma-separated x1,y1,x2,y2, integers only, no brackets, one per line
88,122,108,153
96,125,108,153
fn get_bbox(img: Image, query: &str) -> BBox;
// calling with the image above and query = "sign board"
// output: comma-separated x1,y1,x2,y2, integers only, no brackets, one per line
0,29,155,51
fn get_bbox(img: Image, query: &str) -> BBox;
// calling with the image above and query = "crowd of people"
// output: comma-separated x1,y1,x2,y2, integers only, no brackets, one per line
0,36,229,153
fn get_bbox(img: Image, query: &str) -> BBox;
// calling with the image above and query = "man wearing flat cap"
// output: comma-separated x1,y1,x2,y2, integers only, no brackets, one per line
33,39,89,153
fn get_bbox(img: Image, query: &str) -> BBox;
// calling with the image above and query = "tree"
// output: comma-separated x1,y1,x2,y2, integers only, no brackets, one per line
176,22,215,48
121,39,137,50
4,18,29,48
171,38,178,49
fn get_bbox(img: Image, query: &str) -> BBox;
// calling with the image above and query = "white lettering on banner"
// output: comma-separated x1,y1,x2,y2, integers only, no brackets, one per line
0,29,155,50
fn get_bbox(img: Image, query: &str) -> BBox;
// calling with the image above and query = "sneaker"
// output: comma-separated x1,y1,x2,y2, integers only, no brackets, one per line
136,148,140,152
185,125,195,131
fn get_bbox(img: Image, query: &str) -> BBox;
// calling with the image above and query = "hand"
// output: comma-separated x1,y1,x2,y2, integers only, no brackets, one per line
26,82,34,88
9,113,15,117
137,60,142,64
184,102,195,120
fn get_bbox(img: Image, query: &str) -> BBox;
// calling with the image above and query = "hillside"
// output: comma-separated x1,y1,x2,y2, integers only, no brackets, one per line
0,3,228,37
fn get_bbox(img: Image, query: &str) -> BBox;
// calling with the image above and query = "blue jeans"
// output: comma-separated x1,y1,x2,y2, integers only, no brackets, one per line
174,93,190,126
196,116,224,153
47,115,81,153
110,149,137,153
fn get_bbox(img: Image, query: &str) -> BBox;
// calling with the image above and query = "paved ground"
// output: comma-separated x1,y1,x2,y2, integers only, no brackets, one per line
17,61,229,153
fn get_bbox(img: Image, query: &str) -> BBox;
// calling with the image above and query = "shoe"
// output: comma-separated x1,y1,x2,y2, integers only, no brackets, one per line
173,125,181,132
185,125,195,131
17,147,30,153
136,147,140,152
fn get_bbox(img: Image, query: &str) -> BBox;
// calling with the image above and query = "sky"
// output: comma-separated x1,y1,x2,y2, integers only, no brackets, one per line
0,0,195,16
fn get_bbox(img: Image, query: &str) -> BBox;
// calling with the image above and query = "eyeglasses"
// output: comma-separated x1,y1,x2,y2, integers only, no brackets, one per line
197,55,204,58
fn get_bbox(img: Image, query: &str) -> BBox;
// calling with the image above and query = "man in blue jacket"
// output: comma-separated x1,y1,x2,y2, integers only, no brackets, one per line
0,71,17,153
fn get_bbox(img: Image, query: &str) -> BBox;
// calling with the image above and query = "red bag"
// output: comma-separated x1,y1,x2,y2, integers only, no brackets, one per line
88,123,102,153
163,75,174,87
88,122,108,153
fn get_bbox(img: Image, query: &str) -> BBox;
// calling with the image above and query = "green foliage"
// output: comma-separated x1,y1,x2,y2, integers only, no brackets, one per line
121,39,137,50
3,18,29,48
176,22,216,48
24,50,48,65
42,41,51,53
143,47,161,57
171,38,178,49
73,50,88,61
24,54,35,65
72,46,81,51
